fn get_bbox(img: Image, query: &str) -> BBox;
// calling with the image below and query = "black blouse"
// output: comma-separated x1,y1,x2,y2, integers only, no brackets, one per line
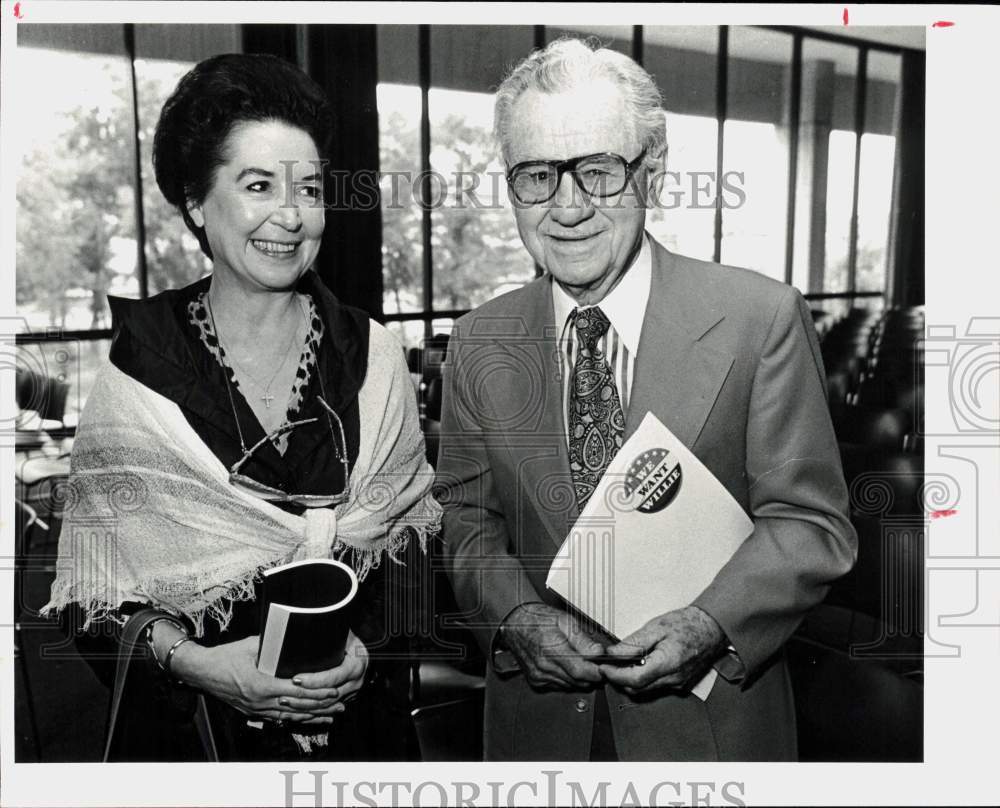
107,271,367,503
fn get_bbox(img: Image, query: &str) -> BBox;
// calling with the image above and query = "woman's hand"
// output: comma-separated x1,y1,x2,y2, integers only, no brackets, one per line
166,633,340,727
161,626,369,726
286,631,369,715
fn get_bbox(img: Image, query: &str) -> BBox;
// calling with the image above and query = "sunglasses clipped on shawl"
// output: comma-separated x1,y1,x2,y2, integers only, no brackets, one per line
228,396,350,509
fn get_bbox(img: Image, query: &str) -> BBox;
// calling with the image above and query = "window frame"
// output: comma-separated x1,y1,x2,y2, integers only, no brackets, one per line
383,23,917,341
16,22,919,353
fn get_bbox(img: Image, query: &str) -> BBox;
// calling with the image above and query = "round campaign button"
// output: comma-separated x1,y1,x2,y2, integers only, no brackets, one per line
623,447,683,513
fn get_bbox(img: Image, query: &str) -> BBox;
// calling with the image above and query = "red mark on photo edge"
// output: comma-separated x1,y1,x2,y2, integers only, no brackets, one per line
932,21,955,28
930,509,958,519
843,7,849,25
14,1,23,18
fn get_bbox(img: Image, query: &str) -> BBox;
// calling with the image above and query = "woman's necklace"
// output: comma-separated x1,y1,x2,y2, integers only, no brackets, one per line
206,293,303,410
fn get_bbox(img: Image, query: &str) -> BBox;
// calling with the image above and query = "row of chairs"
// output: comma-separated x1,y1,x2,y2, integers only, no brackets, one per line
790,304,924,761
824,306,923,435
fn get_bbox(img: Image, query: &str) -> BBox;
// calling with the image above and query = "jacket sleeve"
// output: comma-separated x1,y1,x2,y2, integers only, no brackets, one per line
693,287,857,682
436,322,547,657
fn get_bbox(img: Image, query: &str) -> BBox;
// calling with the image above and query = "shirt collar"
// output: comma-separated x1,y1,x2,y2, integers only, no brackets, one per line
551,232,652,354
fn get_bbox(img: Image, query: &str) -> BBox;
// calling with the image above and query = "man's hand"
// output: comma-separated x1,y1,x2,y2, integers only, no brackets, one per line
599,606,727,696
500,603,607,691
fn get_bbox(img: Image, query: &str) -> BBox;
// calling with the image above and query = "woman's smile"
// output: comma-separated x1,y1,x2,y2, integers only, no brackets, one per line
250,238,302,257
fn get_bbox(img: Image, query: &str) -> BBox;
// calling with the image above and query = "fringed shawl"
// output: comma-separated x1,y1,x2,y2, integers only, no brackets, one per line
43,320,441,636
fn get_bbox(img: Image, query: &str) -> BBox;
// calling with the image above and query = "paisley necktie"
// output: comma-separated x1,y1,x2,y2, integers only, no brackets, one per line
568,306,626,509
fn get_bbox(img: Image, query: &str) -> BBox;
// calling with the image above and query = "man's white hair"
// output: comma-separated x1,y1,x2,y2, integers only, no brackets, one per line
493,37,667,170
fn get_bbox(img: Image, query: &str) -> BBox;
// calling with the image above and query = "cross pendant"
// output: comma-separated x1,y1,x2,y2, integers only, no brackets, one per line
261,392,275,409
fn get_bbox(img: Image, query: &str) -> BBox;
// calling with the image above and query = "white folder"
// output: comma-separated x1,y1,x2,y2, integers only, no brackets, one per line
546,412,754,699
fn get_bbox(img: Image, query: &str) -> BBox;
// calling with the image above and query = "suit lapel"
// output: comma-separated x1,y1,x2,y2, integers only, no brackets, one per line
626,241,734,449
490,276,577,551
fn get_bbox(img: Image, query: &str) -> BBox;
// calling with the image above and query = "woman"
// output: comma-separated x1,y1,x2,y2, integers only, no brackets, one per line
43,53,440,761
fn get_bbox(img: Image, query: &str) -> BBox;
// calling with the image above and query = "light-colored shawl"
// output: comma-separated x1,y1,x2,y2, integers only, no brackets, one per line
43,320,441,636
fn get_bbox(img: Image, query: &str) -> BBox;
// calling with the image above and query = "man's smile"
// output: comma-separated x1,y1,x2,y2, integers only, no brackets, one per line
546,232,604,247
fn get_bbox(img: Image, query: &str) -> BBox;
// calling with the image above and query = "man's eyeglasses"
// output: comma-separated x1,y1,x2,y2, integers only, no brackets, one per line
505,148,648,205
229,396,350,509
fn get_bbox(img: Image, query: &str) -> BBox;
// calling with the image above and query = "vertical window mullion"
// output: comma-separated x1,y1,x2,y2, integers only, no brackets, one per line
534,25,545,51
123,23,149,299
418,24,433,340
714,25,728,265
784,33,802,286
847,46,867,295
532,25,546,278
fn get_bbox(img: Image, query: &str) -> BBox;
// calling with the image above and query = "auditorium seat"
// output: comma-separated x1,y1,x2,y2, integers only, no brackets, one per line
406,346,421,374
424,376,443,422
821,442,924,716
811,309,835,340
423,418,440,467
834,405,912,449
847,511,923,629
786,635,922,761
795,603,922,675
421,333,450,384
407,535,487,761
826,370,852,425
410,685,484,761
849,375,920,417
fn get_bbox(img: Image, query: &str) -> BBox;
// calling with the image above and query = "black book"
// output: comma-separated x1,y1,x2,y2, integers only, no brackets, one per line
256,558,358,679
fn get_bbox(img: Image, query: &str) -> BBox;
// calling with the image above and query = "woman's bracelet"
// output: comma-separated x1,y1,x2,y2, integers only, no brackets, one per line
163,635,196,680
144,615,196,683
144,615,185,671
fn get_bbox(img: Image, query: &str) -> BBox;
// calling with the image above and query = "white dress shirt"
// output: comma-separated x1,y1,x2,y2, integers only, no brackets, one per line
552,233,652,436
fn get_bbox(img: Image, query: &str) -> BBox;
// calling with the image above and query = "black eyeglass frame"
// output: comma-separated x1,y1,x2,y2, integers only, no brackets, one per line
228,396,351,508
505,148,649,205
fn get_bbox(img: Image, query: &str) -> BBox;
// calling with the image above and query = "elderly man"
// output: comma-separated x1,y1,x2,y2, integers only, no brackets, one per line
437,38,856,761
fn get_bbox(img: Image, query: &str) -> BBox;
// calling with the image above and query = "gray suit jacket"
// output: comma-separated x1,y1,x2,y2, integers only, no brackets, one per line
437,237,857,760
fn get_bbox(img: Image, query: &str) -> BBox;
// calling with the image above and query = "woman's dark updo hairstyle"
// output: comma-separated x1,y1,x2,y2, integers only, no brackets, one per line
153,53,333,259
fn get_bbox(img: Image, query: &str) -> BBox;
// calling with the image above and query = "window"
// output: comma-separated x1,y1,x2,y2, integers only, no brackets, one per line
135,23,241,294
14,23,242,411
856,51,902,292
377,25,537,351
371,24,916,350
134,56,212,294
377,25,423,320
644,27,719,261
427,26,536,311
17,24,919,394
722,27,793,279
824,128,858,292
792,38,859,293
15,36,136,332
